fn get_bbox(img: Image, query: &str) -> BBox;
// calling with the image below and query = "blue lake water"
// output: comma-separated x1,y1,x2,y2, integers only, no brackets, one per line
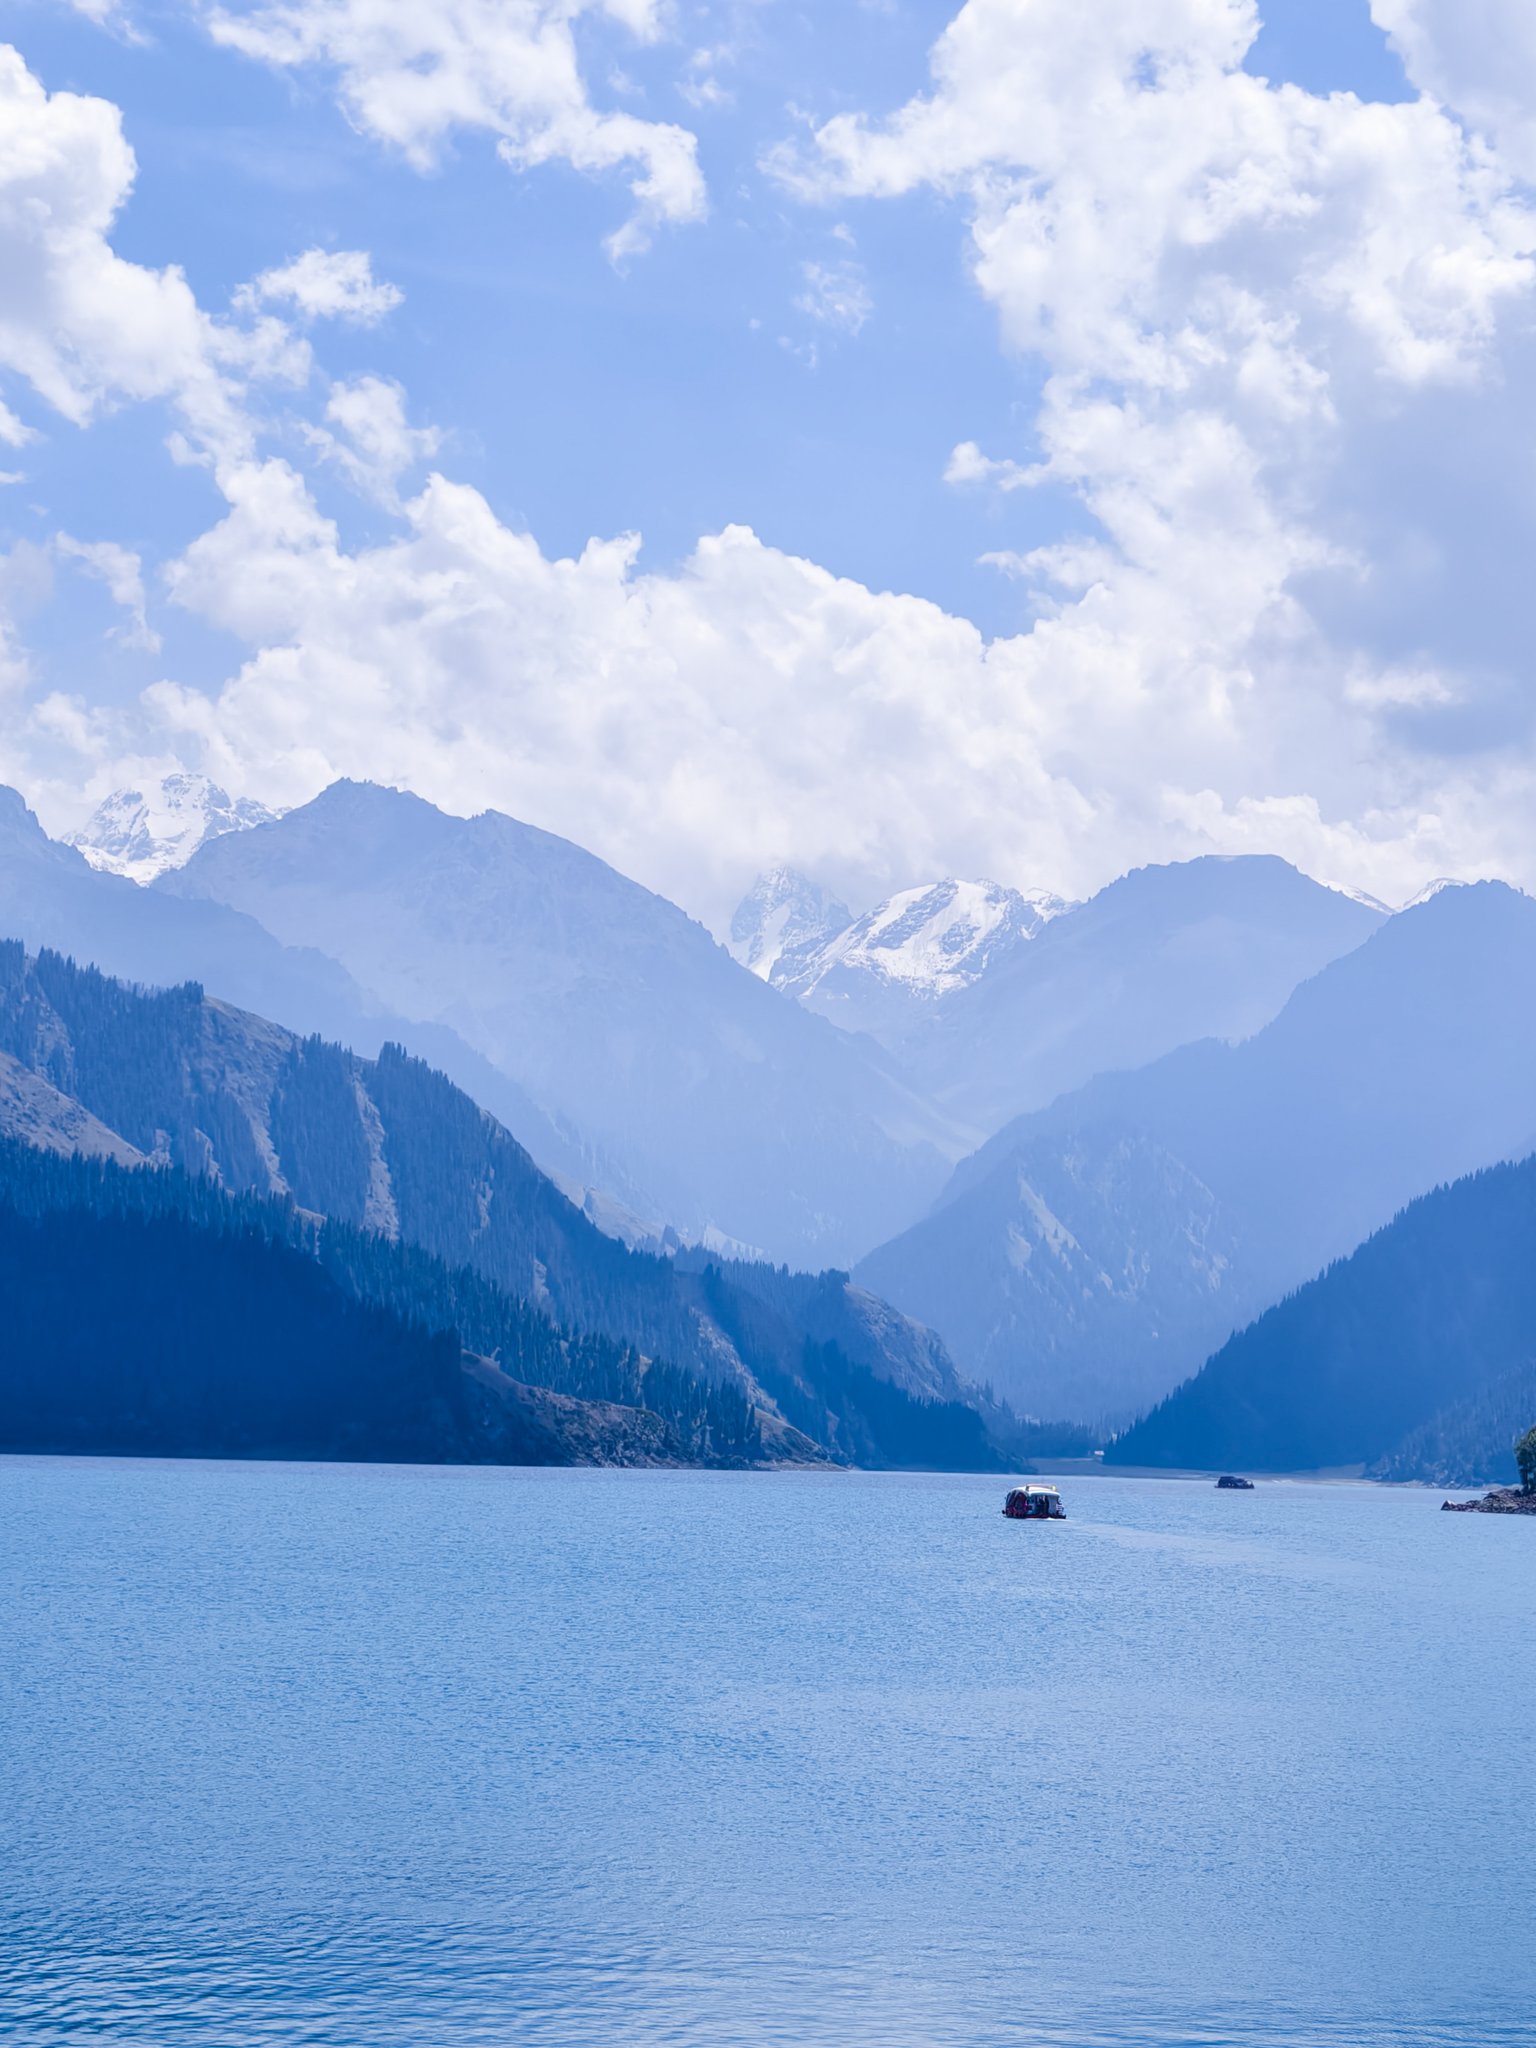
1,1458,1532,2047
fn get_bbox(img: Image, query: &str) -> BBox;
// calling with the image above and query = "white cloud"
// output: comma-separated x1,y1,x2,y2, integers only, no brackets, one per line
944,439,1029,489
240,247,402,325
0,396,33,446
14,7,1536,928
307,374,440,504
205,0,708,262
54,534,160,651
795,258,872,335
0,44,309,459
747,0,1536,897
20,448,1498,928
1372,1,1536,182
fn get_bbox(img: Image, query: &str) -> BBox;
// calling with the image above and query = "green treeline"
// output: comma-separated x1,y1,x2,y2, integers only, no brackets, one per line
0,943,1017,1470
1110,1156,1536,1478
0,1136,758,1465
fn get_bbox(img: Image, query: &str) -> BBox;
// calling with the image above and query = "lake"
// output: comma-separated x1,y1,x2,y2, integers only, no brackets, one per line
1,1459,1531,2047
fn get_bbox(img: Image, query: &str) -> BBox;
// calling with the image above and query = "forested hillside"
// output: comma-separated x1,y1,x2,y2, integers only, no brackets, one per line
0,944,1010,1470
0,1137,691,1466
1109,1157,1536,1478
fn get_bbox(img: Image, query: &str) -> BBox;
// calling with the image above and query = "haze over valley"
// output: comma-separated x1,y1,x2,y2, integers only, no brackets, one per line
6,7,1536,2042
3,768,1533,1490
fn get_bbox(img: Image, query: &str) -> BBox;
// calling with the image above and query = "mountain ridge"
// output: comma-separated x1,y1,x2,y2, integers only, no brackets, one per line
857,881,1536,1422
159,780,965,1266
0,939,1015,1470
1107,1153,1536,1481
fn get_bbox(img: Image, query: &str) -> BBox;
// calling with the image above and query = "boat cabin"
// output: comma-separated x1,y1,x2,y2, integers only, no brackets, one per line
1003,1484,1065,1520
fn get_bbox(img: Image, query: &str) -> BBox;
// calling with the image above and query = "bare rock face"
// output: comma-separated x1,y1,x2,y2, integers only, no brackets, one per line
1441,1488,1536,1514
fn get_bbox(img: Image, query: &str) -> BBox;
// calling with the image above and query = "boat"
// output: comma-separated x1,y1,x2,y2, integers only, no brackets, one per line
1216,1474,1254,1490
1003,1484,1066,1520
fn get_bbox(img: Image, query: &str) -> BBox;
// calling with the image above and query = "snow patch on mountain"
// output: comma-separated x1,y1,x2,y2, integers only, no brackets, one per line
779,879,1072,1005
66,774,281,883
731,872,1073,1046
1398,877,1470,911
729,866,853,980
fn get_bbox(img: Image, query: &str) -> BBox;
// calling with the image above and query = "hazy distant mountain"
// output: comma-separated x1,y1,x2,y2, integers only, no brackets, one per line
162,782,961,1266
0,784,643,1208
0,942,1007,1469
64,773,280,883
739,874,1072,1045
890,855,1386,1133
858,882,1536,1423
729,866,853,980
1109,1156,1536,1481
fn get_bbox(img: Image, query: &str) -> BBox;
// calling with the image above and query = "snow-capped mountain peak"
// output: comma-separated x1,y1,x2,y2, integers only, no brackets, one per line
65,773,282,883
728,866,853,980
728,870,1074,1046
1399,877,1469,911
784,878,1071,1004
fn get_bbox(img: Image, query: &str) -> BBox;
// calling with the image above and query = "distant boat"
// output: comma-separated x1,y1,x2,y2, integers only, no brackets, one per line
1216,1474,1255,1490
1003,1484,1066,1520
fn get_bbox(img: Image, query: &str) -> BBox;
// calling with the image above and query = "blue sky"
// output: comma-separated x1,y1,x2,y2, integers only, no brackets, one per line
1,0,1534,926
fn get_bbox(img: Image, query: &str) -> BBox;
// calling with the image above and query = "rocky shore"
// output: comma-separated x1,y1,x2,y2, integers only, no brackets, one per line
1441,1488,1536,1514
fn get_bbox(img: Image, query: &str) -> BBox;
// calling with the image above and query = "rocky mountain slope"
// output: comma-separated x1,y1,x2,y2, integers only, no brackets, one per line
729,867,854,981
858,882,1536,1422
161,781,962,1266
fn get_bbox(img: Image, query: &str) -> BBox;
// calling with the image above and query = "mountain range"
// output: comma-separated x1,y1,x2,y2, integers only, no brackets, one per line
158,781,963,1266
0,785,608,1199
19,767,1534,1470
0,939,1029,1470
858,881,1536,1421
881,854,1386,1133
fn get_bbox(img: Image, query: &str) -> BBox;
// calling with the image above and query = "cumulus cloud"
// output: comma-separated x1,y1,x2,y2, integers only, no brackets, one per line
1372,0,1536,181
306,374,440,504
239,247,402,324
15,9,1536,927
944,439,1030,490
55,533,160,650
206,0,707,262
751,0,1536,896
31,446,1500,929
0,44,308,459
